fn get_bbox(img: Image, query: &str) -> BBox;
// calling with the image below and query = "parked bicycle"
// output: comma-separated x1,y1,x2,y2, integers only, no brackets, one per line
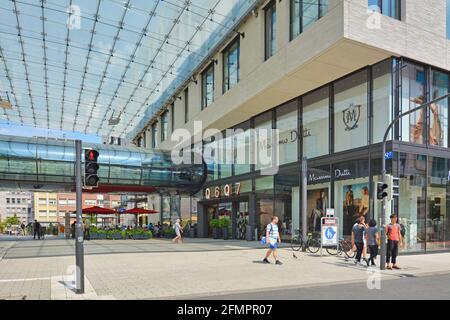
291,230,321,254
326,238,355,259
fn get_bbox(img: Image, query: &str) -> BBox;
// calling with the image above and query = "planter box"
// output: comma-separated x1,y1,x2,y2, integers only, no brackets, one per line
111,233,122,240
132,234,150,240
222,228,229,240
212,228,220,239
189,228,196,238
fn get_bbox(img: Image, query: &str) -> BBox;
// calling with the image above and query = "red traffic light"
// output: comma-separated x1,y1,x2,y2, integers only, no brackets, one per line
85,149,99,162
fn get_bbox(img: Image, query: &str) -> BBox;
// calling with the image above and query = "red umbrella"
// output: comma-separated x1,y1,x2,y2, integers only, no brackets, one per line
78,206,119,227
122,208,158,227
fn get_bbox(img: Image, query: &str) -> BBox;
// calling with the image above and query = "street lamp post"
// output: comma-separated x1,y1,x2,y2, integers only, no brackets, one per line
380,93,450,270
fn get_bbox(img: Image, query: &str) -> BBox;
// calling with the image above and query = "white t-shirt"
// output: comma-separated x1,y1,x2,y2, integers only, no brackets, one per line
266,223,279,244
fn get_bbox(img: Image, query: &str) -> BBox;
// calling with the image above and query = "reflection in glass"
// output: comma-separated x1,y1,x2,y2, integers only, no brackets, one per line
223,39,240,93
303,87,329,158
401,63,426,144
398,153,426,253
430,70,449,147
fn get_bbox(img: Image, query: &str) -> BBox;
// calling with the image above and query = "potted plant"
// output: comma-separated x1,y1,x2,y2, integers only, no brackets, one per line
219,218,230,240
210,219,220,239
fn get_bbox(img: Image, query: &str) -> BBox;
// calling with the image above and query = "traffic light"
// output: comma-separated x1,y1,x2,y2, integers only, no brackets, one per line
377,182,389,200
388,175,400,202
84,149,99,188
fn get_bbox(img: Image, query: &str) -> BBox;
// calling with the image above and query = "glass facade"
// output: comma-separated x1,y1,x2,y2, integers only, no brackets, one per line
303,87,329,158
161,111,169,142
196,57,450,254
264,0,277,60
202,63,214,109
151,122,158,148
223,38,240,93
368,0,401,20
334,70,368,153
290,0,329,40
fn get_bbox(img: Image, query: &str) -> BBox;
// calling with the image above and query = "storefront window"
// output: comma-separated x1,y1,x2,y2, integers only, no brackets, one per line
276,100,298,165
303,87,329,158
234,122,251,176
398,153,426,253
256,176,274,237
204,136,220,181
430,70,449,147
334,71,368,153
373,60,393,143
401,63,426,144
427,157,450,251
333,160,370,237
274,169,299,240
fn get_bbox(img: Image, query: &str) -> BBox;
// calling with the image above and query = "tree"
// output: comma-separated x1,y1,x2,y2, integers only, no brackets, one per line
6,214,20,226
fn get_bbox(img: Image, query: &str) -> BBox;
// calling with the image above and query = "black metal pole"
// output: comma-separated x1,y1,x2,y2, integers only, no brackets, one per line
301,157,308,251
75,140,85,294
380,93,450,270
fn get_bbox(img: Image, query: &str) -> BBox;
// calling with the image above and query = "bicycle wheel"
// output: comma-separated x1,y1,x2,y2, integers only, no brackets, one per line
306,239,320,254
290,237,302,252
326,246,338,256
341,240,355,259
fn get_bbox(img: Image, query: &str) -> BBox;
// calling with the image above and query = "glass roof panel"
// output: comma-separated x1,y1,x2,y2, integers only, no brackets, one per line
0,0,258,138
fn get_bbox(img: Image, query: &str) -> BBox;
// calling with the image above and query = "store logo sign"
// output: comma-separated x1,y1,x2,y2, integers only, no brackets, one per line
343,103,361,131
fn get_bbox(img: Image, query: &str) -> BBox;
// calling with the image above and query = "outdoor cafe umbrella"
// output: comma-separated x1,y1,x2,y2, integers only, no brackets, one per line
122,208,158,227
79,206,119,227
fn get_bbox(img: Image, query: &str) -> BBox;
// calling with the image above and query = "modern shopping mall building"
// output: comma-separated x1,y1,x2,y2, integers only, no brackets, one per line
131,0,450,254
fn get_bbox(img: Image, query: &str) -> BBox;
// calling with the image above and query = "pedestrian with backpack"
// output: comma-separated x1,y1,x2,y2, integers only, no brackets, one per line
262,216,282,265
386,214,403,270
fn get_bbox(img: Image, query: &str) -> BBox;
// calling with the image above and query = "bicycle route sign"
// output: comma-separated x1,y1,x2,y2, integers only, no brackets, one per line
321,217,338,247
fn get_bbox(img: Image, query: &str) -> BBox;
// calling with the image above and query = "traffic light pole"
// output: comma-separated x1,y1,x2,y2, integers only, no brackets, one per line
75,140,85,294
380,93,450,270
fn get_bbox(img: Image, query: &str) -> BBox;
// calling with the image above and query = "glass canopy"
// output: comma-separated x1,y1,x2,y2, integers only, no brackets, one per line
0,134,206,193
0,0,257,139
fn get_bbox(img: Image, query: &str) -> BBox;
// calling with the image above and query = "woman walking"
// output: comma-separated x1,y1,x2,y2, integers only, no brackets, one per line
172,219,183,244
366,219,379,267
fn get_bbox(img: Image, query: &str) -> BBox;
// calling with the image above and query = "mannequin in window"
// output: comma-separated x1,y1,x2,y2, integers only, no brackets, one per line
411,90,443,146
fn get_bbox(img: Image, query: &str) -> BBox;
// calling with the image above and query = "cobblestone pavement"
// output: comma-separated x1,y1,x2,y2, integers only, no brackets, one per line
0,238,449,300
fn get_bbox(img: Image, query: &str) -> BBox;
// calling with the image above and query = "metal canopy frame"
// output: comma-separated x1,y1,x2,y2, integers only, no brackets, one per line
0,0,256,138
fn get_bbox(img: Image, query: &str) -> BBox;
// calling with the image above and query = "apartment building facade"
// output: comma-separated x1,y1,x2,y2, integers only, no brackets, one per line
132,0,450,254
0,191,34,224
34,192,121,225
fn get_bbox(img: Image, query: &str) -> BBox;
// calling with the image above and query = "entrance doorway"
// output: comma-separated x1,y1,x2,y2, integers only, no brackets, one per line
204,199,249,239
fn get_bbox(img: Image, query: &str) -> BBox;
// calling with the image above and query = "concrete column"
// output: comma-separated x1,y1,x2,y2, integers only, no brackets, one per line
247,194,257,241
197,202,208,238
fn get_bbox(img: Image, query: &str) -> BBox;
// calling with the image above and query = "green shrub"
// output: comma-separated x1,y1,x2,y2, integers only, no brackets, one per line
219,218,230,228
209,219,220,228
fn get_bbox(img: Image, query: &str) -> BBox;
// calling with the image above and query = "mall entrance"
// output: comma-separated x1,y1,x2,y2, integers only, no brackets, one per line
201,197,250,240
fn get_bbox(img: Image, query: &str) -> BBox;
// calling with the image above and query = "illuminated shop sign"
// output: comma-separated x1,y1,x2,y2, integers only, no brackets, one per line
204,183,242,200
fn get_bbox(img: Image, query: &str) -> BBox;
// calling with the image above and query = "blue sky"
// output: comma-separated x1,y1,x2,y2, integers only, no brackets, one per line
0,121,102,144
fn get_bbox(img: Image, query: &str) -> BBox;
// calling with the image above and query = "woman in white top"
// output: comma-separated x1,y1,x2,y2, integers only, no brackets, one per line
172,219,183,244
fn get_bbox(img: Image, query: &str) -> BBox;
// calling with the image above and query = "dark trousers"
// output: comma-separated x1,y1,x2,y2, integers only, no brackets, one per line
355,242,364,262
368,245,378,265
33,229,40,239
386,240,399,264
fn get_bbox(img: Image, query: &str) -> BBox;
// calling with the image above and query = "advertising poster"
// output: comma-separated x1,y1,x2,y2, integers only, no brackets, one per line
307,188,329,233
342,183,369,235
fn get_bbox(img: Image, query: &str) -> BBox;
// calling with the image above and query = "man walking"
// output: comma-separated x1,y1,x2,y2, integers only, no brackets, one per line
33,220,41,240
351,216,368,266
263,216,282,265
386,214,403,270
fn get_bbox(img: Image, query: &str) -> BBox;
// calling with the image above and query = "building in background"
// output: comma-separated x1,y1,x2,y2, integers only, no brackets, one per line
33,192,121,226
0,191,34,224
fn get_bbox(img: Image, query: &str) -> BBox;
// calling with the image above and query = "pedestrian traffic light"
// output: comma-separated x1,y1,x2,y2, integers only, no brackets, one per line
84,149,99,188
377,182,389,200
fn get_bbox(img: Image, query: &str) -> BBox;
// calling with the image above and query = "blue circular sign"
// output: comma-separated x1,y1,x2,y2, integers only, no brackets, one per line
325,227,336,240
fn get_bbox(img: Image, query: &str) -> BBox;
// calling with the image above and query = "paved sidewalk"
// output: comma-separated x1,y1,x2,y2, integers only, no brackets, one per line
0,239,449,300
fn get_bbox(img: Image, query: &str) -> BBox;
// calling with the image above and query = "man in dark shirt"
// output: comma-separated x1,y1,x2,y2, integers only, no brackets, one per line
33,220,41,240
351,216,367,266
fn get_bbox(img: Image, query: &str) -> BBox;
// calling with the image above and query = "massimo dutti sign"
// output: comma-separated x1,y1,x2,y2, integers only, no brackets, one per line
260,129,313,150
